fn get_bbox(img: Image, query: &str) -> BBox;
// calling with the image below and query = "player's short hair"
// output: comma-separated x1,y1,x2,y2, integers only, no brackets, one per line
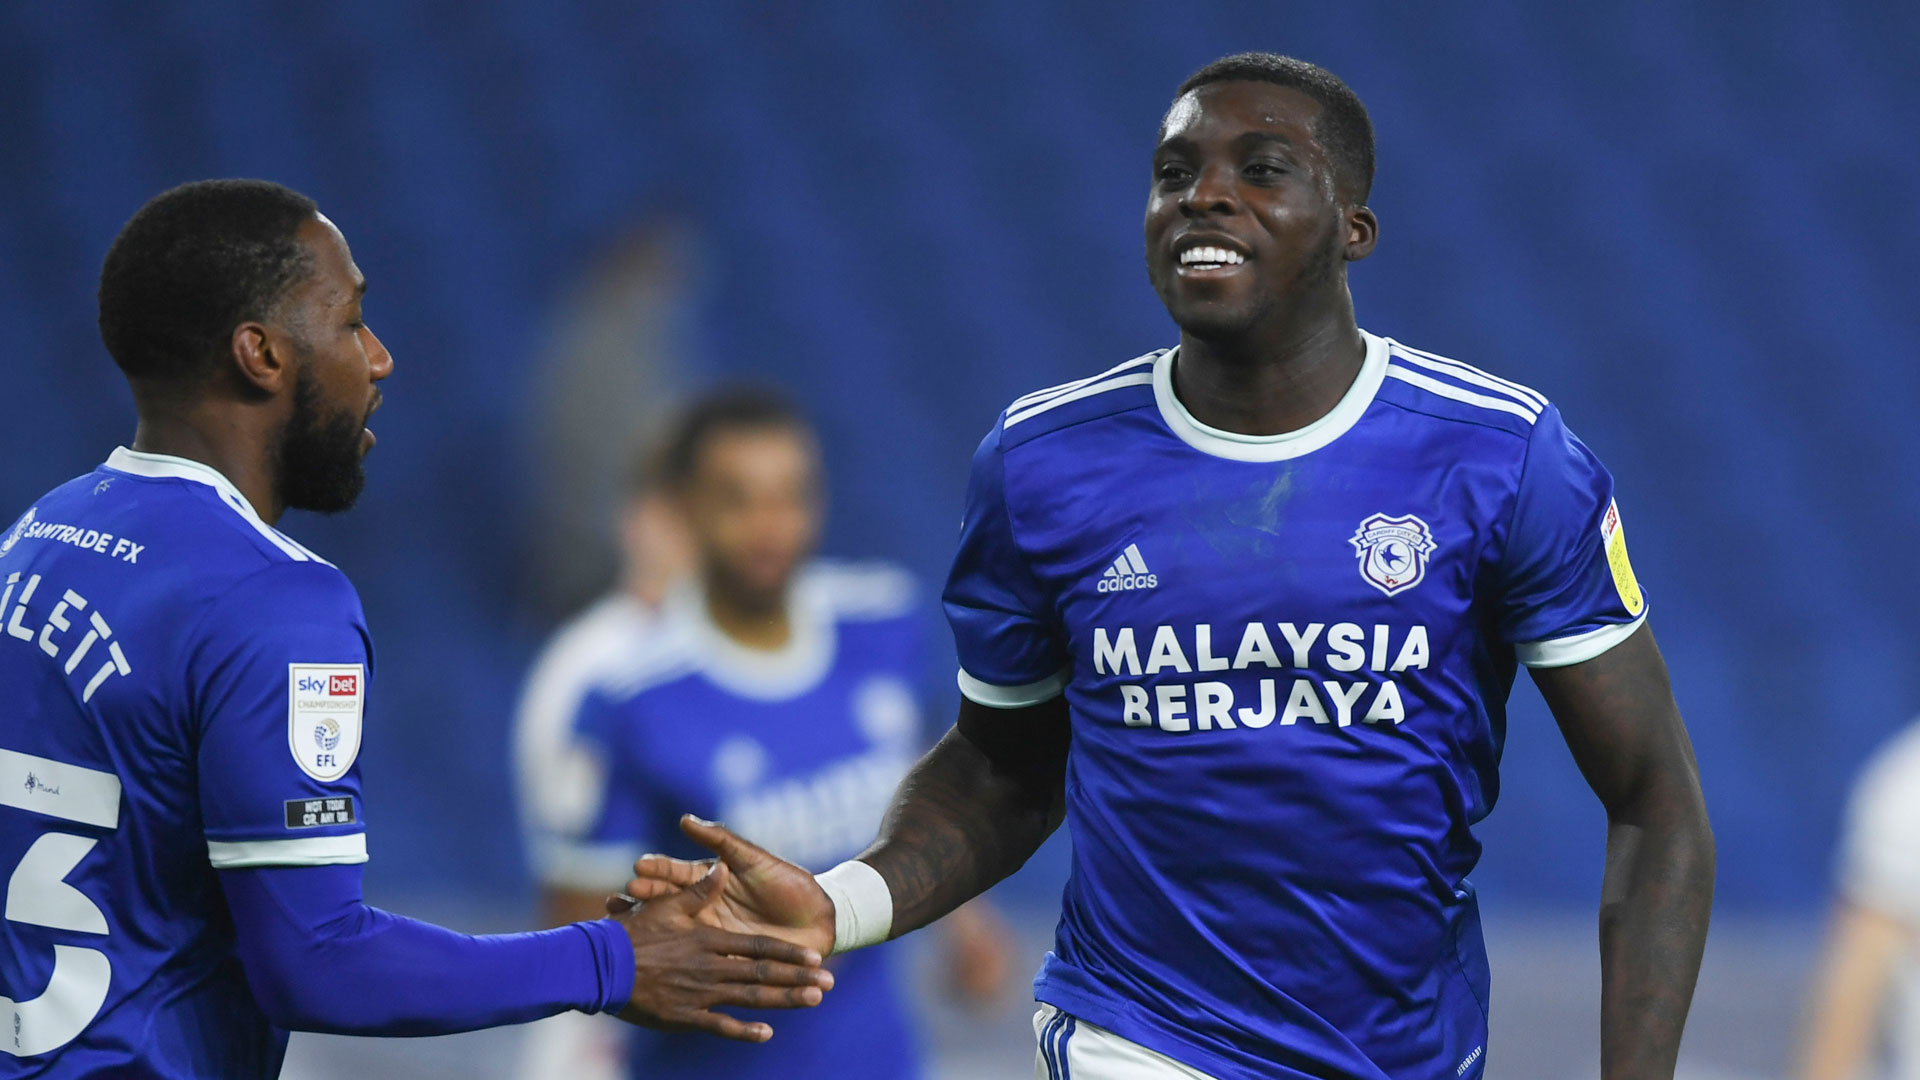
1174,52,1375,204
656,386,814,490
98,179,320,387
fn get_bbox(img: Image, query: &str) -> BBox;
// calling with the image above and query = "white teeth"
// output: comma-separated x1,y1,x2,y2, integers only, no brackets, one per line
1178,246,1246,266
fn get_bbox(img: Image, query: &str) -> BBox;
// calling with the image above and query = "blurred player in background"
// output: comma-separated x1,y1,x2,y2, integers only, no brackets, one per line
511,430,695,1080
1797,720,1920,1080
515,388,1010,1080
0,180,830,1078
510,437,697,1080
625,52,1715,1080
516,439,694,890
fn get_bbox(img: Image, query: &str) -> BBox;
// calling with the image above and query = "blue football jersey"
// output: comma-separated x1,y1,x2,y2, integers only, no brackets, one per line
530,564,932,1080
0,449,373,1078
944,332,1647,1080
515,593,659,889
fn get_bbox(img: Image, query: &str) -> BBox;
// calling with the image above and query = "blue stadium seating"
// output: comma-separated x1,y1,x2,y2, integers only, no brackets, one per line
0,0,1914,911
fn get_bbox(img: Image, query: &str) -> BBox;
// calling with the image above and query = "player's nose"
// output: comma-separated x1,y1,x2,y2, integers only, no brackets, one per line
1180,161,1240,217
363,325,395,381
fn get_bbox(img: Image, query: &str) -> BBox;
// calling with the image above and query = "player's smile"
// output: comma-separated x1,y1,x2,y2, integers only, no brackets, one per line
1173,235,1252,278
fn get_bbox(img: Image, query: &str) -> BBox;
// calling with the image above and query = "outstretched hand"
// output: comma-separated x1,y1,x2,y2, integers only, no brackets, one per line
615,815,837,959
612,857,833,1043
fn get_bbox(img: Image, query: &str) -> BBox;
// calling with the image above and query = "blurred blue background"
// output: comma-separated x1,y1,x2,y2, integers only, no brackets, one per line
2,2,1916,1074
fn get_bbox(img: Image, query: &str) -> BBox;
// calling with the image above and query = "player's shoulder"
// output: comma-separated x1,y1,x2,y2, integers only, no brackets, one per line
588,599,703,705
515,594,669,746
802,558,919,624
95,447,344,577
991,349,1166,452
529,594,658,676
1854,720,1920,811
1373,335,1557,441
5,454,359,626
193,559,364,653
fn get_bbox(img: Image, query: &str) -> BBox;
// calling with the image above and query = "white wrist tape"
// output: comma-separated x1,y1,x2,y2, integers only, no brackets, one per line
814,859,893,955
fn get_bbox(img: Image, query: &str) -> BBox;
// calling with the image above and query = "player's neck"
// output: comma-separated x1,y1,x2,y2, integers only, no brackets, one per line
619,565,676,610
129,407,284,524
702,577,793,652
1173,305,1364,438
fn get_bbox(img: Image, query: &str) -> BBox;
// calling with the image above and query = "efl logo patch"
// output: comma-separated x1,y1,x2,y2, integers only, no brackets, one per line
1349,513,1437,596
288,663,364,782
1600,500,1645,616
285,796,357,829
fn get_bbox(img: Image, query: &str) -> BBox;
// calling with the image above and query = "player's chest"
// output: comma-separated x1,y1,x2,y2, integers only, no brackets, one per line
625,666,922,867
625,667,921,805
1019,447,1511,631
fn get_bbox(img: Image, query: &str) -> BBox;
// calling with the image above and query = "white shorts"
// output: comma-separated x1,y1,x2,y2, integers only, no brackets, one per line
1032,1004,1221,1080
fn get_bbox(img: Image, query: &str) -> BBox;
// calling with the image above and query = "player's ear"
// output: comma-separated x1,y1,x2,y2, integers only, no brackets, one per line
1344,206,1378,262
230,320,292,396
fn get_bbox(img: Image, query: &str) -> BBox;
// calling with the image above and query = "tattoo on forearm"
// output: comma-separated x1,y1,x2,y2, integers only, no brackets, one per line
861,713,1066,934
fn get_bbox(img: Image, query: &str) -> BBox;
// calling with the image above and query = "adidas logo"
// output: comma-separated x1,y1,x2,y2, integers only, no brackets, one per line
1097,543,1158,593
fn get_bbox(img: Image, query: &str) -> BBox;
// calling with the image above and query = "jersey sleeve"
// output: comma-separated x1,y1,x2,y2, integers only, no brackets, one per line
942,423,1069,707
1493,404,1649,667
189,562,373,869
221,864,633,1033
529,687,653,892
1839,726,1920,924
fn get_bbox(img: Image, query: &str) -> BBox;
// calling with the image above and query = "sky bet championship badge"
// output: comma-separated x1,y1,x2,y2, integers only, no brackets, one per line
1349,513,1437,597
288,663,364,782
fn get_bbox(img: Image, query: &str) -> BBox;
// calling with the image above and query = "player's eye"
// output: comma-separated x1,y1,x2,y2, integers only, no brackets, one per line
1243,160,1286,180
1154,162,1193,186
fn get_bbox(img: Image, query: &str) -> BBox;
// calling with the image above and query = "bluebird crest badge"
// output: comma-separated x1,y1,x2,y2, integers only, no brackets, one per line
1349,513,1437,597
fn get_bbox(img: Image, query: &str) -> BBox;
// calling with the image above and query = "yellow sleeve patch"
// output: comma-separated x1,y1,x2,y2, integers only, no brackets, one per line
1600,500,1645,616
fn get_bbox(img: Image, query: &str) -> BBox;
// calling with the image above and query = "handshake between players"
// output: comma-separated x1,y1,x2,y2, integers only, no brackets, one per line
604,856,834,1042
613,817,843,961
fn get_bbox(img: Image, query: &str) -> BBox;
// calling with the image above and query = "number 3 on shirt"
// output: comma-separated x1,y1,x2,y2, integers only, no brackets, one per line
1,747,121,1057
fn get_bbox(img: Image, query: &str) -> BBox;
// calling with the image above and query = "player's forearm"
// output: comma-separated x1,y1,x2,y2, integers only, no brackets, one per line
1596,790,1714,1080
1534,628,1714,1078
223,866,631,1034
1794,904,1909,1080
860,722,1063,935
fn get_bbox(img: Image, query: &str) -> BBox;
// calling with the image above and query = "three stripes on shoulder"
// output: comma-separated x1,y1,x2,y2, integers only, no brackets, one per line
1383,342,1546,425
1004,353,1161,429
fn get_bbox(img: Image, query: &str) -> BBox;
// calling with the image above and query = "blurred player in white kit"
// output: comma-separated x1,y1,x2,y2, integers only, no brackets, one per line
1799,720,1920,1080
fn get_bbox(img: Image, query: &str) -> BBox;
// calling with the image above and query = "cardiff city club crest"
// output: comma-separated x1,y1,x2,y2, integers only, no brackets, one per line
1348,513,1437,597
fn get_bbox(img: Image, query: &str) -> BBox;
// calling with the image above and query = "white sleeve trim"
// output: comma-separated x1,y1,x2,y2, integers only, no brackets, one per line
956,666,1068,708
1515,612,1647,668
207,833,368,868
533,839,648,892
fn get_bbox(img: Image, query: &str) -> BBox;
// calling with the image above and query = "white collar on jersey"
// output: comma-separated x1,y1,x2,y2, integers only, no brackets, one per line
1152,329,1390,462
102,446,327,564
666,568,837,702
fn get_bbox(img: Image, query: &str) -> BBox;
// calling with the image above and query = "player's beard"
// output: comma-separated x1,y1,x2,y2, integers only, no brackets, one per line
275,365,369,514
